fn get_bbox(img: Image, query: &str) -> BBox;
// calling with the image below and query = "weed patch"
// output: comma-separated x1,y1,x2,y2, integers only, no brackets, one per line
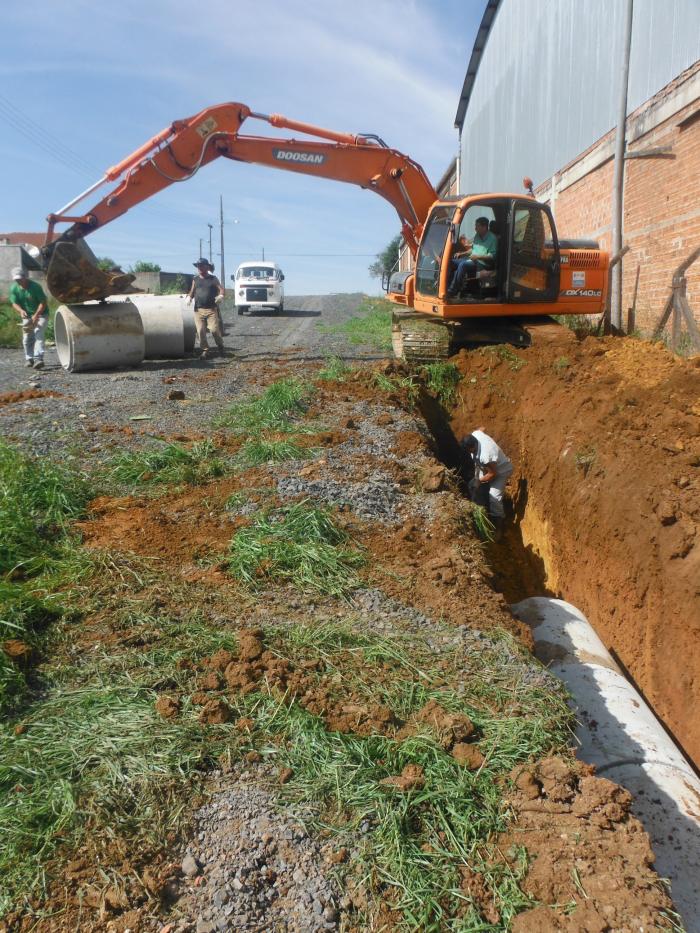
108,439,228,488
215,378,313,433
317,355,352,382
419,362,461,408
237,438,312,466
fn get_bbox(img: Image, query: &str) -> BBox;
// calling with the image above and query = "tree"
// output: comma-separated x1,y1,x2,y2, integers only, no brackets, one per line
131,260,162,273
368,235,402,279
95,256,118,271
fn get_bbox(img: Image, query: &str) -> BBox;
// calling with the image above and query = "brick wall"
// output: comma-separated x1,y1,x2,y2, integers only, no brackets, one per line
537,64,700,335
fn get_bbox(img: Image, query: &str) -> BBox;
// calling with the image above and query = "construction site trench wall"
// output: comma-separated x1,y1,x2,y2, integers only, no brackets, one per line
448,335,700,767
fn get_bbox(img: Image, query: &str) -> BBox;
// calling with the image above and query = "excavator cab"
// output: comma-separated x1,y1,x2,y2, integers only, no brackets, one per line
390,195,570,360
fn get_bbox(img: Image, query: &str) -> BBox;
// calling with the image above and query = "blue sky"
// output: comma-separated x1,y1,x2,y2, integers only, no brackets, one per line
1,0,483,294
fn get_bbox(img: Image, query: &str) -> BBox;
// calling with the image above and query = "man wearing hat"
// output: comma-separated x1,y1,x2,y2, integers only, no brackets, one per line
461,429,513,540
9,268,49,369
186,258,225,358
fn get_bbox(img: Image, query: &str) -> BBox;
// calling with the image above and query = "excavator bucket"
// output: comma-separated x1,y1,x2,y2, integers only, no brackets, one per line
45,241,138,304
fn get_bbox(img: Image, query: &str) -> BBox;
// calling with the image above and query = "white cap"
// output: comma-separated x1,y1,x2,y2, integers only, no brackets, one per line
11,266,26,280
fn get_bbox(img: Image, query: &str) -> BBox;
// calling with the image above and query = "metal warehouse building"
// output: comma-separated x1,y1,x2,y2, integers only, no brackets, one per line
456,0,700,335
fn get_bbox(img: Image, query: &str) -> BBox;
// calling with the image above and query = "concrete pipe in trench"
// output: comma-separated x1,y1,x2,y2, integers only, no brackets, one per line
55,302,145,372
512,596,700,932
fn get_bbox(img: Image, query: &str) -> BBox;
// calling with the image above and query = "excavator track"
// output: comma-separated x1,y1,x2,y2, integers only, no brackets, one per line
391,311,453,363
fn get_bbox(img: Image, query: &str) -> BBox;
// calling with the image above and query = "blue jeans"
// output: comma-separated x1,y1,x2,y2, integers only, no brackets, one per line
22,315,48,362
448,258,479,294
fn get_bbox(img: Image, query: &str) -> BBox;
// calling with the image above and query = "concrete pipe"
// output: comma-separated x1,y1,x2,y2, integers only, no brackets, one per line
126,295,186,358
55,302,145,372
112,294,196,355
512,597,700,932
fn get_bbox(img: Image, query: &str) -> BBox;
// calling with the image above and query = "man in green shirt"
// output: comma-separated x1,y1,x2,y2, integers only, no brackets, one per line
447,217,498,297
9,267,49,369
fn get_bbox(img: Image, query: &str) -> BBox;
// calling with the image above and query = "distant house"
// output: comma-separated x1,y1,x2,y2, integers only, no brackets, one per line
0,234,45,297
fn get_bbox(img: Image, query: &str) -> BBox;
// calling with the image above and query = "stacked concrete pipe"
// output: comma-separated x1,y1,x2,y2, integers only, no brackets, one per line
512,596,700,932
55,302,145,372
125,294,196,357
55,295,196,372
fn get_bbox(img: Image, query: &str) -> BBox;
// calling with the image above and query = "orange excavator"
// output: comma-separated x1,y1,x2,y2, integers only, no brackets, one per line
41,102,609,361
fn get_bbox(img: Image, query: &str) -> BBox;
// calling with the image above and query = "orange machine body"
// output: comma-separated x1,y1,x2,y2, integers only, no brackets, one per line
43,104,608,321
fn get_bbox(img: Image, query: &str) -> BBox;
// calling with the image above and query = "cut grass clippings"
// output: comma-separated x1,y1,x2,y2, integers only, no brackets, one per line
227,500,364,596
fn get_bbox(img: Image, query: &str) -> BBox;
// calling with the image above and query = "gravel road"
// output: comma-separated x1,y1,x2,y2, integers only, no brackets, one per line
0,294,383,463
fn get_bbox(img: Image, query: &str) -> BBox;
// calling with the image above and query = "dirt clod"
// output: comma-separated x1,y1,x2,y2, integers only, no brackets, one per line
154,695,180,719
379,763,425,792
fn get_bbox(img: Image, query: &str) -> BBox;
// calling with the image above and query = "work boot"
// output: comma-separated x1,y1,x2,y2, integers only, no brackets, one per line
33,359,44,370
491,516,504,542
200,347,210,359
25,358,34,368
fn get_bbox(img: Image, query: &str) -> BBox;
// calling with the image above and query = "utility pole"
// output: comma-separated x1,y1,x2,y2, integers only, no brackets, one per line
199,237,203,258
219,195,225,294
207,223,213,266
262,246,265,261
610,0,634,331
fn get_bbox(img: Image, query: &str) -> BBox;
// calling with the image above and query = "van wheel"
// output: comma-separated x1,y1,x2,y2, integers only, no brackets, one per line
237,305,248,316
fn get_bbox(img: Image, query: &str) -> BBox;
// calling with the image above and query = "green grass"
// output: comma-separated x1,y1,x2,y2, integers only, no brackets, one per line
0,683,213,913
481,345,527,372
215,378,313,433
0,441,91,575
237,438,313,466
319,297,393,352
0,583,63,718
0,301,57,349
420,362,461,408
317,355,352,382
227,500,365,596
228,620,573,929
470,504,495,542
108,439,228,488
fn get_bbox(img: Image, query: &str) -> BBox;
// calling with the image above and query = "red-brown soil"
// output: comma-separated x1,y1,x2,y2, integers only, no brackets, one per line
0,389,63,406
505,757,674,931
450,336,700,764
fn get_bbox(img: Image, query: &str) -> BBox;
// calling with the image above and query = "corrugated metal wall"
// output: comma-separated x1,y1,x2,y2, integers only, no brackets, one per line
459,0,700,193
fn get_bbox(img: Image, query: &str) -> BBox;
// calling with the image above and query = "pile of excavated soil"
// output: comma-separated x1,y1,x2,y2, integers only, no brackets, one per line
450,335,700,764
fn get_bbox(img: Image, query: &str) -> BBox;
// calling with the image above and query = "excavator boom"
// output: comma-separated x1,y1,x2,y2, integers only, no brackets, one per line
42,103,437,304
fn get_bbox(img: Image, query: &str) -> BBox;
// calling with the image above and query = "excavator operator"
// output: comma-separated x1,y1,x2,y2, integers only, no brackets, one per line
447,216,498,297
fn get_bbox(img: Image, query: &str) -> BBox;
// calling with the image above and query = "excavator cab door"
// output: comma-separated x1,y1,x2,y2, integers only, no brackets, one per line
414,206,452,297
505,200,560,303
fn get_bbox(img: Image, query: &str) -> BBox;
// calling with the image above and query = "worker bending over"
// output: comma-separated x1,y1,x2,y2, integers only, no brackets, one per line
462,430,513,538
187,258,225,359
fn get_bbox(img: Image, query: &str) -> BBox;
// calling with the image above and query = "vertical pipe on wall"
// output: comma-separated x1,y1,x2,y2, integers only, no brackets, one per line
610,0,634,331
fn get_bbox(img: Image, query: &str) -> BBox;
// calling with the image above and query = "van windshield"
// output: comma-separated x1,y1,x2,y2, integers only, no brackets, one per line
238,267,276,279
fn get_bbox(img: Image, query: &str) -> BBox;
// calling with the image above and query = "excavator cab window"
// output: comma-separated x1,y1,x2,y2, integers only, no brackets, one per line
506,201,560,302
415,206,452,297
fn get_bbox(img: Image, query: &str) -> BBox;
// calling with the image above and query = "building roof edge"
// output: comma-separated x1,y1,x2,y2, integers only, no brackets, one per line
454,0,502,130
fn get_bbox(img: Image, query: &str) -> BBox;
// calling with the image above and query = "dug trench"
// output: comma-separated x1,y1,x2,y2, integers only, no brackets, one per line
0,333,690,930
439,333,700,770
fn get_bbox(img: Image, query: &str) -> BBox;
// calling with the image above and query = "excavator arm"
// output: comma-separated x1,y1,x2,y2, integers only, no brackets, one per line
42,102,437,303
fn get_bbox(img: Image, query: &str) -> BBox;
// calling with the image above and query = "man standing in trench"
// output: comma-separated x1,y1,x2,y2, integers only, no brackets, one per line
462,430,513,539
187,258,225,359
9,267,49,369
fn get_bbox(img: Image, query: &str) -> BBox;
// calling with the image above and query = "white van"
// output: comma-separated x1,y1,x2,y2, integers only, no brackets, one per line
232,261,285,315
